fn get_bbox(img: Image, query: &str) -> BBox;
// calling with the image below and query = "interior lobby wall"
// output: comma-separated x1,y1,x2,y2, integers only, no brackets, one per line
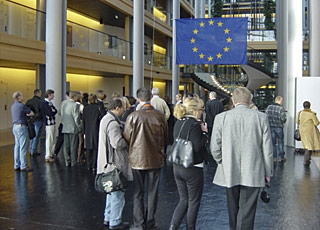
66,73,125,98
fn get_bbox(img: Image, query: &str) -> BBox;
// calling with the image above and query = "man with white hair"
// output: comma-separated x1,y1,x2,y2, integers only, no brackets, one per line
150,87,170,121
210,87,273,230
205,91,224,140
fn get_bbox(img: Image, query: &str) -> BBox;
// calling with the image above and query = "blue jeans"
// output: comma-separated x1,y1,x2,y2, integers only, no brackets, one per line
271,127,284,159
29,120,43,154
12,124,29,169
104,190,125,226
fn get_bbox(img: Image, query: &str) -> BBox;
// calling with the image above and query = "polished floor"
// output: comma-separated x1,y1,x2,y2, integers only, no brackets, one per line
0,143,320,230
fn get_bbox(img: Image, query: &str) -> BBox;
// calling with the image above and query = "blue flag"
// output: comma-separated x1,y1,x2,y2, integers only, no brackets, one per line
176,17,248,65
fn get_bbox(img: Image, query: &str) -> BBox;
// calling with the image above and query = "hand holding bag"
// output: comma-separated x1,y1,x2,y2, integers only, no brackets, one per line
94,119,128,193
294,112,301,141
167,119,194,168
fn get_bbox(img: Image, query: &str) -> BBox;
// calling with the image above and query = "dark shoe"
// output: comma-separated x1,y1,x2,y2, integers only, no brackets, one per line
109,222,130,230
129,226,144,230
21,166,34,172
14,167,20,171
104,221,109,227
147,225,160,230
278,157,286,163
303,160,311,165
169,225,177,230
31,152,41,157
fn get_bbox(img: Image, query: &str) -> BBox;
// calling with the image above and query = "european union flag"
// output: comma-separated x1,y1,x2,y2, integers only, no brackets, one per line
176,17,248,65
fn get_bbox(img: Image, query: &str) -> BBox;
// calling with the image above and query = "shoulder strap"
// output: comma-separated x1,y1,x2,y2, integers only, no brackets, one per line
105,119,117,164
177,119,193,141
297,111,301,127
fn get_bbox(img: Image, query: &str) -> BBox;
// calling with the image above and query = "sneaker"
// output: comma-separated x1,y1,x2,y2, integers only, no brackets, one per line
21,166,34,172
14,167,20,171
45,157,56,163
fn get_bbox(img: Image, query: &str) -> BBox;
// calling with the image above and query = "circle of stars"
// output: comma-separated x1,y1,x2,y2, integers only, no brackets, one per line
190,20,233,62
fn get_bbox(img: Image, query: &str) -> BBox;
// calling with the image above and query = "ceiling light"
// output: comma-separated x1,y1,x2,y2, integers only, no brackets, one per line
114,15,119,19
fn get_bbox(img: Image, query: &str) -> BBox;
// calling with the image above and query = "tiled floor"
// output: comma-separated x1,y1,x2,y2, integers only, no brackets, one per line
0,144,320,230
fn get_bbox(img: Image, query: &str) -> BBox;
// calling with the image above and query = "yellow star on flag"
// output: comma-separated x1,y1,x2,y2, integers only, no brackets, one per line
199,53,205,59
217,53,222,59
218,21,223,27
190,38,196,44
208,56,213,61
200,22,205,27
209,20,214,25
224,28,230,34
227,37,232,43
192,47,198,52
193,29,199,34
224,46,230,52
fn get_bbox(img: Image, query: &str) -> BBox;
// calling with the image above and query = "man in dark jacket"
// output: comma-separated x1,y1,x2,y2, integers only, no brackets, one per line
205,91,224,140
123,88,167,230
26,89,43,156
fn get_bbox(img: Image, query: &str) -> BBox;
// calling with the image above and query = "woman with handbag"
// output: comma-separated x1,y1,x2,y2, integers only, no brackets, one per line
169,97,208,230
297,101,320,165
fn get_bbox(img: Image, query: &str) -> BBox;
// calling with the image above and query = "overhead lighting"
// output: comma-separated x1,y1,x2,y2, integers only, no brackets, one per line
114,14,119,20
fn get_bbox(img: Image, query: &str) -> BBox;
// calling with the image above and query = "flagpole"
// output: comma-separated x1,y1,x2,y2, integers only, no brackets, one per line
172,0,180,104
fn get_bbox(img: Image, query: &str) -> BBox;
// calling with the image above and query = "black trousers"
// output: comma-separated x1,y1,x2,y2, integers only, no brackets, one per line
170,165,204,230
132,168,161,229
226,186,260,230
54,124,64,156
86,148,97,169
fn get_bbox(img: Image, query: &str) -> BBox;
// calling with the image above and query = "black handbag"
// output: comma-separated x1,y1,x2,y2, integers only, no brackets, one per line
294,112,301,141
95,164,127,193
167,119,194,168
27,117,36,139
94,119,128,193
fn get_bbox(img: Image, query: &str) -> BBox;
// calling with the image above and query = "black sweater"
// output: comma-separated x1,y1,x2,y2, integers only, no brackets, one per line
173,117,209,165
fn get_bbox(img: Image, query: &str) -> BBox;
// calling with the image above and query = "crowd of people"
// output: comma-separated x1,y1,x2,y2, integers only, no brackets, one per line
10,86,320,230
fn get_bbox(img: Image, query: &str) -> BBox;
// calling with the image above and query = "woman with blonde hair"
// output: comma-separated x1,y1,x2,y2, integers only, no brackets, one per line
169,97,208,230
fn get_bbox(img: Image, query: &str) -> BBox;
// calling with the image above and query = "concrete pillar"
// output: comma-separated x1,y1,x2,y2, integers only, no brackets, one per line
279,0,302,147
133,0,144,95
36,0,46,41
309,0,320,76
124,16,130,96
195,0,200,18
36,0,46,91
46,0,66,110
172,0,180,104
193,0,200,96
200,0,205,18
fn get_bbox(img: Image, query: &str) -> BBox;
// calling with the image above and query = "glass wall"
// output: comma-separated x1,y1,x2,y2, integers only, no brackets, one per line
0,0,172,70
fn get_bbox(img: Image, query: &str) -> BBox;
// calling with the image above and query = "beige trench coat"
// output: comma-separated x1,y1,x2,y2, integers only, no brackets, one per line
297,109,320,151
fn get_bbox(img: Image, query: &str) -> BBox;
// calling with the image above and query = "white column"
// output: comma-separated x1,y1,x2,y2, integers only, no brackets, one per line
200,0,205,18
172,0,180,103
133,0,144,96
193,0,201,96
286,0,303,147
309,0,320,76
46,0,65,110
208,0,212,18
